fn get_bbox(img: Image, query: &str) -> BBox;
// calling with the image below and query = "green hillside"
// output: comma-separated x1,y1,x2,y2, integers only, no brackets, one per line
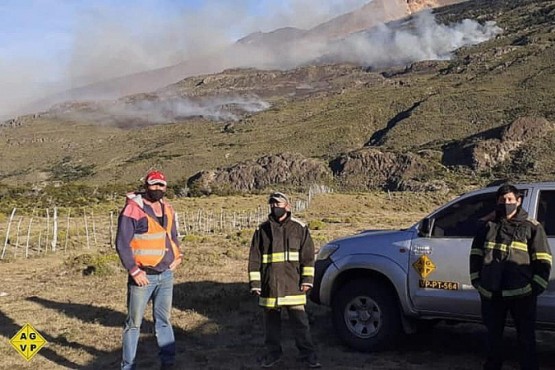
1,0,554,202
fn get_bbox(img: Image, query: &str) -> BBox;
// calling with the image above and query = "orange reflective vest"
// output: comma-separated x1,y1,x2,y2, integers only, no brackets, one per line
129,202,180,267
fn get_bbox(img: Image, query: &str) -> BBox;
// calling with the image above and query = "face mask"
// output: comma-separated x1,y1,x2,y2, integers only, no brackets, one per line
271,207,287,219
146,189,165,201
496,203,517,218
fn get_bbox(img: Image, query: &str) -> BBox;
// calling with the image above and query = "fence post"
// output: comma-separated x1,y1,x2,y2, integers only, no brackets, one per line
25,216,34,258
84,209,90,249
175,211,182,237
110,211,115,248
64,209,71,252
91,210,97,247
1,208,16,260
45,208,50,253
51,207,58,252
14,217,23,258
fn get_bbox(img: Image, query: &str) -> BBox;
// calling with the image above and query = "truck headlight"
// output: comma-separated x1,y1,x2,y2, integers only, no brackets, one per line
317,243,339,261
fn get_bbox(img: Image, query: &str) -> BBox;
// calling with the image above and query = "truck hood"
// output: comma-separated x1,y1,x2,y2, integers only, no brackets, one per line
331,228,416,260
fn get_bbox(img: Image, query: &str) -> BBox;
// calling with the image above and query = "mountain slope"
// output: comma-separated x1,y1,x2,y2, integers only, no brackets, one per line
1,0,554,194
25,0,464,114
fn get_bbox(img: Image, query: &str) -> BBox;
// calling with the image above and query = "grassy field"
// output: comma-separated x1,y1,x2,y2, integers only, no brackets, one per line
3,192,555,369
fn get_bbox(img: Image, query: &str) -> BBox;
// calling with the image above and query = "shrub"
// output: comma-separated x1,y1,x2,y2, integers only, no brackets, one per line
308,220,326,230
65,252,122,276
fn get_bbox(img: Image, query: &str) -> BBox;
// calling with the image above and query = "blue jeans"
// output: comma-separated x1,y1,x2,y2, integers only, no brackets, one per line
121,269,176,370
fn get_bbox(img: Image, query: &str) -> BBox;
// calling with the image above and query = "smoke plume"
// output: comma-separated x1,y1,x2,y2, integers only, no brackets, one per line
1,1,503,121
48,95,271,127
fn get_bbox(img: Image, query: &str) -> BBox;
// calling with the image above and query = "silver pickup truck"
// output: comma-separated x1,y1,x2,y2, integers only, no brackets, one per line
310,182,555,351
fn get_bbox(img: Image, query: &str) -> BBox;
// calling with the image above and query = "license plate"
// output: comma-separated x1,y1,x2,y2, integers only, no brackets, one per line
419,279,459,290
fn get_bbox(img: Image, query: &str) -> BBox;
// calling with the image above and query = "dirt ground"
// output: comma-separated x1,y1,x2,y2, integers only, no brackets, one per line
2,193,555,369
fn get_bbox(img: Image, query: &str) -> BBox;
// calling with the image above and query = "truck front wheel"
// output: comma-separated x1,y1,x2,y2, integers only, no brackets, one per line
332,278,401,351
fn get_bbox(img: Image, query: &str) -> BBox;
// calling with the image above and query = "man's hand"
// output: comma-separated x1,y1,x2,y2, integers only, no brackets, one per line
300,284,312,293
169,254,183,271
250,288,261,296
132,270,149,287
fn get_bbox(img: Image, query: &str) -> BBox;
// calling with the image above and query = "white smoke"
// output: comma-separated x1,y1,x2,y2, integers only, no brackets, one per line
68,0,371,88
227,10,503,70
328,10,503,67
49,95,271,126
0,0,370,118
1,1,504,121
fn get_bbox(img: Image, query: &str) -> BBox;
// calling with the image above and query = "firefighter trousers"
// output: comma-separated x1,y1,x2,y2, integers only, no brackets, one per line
481,294,538,370
263,305,316,357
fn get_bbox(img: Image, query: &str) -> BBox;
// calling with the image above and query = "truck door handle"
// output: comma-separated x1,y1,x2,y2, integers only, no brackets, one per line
413,245,432,255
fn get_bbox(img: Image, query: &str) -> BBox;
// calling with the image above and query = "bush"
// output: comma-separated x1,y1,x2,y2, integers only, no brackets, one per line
308,220,326,230
65,252,122,276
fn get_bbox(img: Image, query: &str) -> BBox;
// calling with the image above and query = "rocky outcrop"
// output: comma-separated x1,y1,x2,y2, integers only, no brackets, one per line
187,153,332,196
472,117,553,170
330,148,443,191
442,117,554,171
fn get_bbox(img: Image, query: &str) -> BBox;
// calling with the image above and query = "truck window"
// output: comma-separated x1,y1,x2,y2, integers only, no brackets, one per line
537,190,555,236
431,192,497,238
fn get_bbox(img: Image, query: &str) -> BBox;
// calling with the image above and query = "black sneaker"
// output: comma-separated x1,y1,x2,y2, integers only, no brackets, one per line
260,353,282,368
305,353,321,368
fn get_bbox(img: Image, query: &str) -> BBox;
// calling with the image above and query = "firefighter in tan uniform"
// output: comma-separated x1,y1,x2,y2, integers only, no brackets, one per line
248,192,321,368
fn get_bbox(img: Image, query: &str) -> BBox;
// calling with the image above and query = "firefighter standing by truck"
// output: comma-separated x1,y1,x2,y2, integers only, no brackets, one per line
248,191,321,368
470,184,552,370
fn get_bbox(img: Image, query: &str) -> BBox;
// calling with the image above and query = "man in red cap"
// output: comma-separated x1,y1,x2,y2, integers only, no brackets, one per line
116,170,183,370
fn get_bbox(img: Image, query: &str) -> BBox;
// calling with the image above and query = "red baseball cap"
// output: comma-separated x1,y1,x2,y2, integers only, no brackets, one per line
145,171,167,186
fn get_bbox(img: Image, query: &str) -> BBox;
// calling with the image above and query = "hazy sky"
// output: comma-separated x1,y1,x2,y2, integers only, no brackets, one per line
0,0,370,117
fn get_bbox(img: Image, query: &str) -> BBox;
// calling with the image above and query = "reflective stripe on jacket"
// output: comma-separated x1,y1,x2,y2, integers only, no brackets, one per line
122,194,180,268
469,208,552,299
248,213,315,308
130,208,179,267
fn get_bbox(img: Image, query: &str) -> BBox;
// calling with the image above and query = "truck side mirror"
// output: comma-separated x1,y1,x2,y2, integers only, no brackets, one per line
419,218,435,238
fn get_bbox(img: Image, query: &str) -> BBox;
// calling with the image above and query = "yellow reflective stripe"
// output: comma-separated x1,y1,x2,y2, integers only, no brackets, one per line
502,284,532,297
259,297,277,307
262,251,300,263
510,241,528,253
533,275,548,289
133,249,165,256
249,271,261,281
477,286,492,298
533,252,553,264
302,266,315,277
485,242,508,252
278,294,307,306
133,232,167,240
259,294,307,307
262,253,285,263
470,272,480,280
288,251,299,261
470,248,484,256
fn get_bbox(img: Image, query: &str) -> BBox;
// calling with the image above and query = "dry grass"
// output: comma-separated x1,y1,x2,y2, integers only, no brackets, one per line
2,192,555,369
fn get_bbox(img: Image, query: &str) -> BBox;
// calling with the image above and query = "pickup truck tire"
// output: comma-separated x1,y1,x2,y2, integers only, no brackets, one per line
332,278,401,351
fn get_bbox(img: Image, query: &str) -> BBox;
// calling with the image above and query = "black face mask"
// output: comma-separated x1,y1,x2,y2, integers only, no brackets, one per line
146,189,165,201
496,203,518,218
271,207,287,219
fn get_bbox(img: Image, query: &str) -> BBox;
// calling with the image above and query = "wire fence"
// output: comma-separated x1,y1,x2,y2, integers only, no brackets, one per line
0,185,333,260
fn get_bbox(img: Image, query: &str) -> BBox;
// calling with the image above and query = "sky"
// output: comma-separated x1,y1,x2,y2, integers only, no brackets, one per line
0,0,370,118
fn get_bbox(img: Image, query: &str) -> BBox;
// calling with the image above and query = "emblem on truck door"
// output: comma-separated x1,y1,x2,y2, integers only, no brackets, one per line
412,255,436,279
